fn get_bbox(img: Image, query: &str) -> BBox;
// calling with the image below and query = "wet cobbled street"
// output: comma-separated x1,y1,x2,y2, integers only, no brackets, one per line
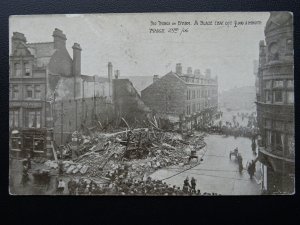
151,134,262,195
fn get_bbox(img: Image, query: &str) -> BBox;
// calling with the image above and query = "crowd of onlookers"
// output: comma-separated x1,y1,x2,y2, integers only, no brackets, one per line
56,176,221,196
202,124,257,138
200,111,258,138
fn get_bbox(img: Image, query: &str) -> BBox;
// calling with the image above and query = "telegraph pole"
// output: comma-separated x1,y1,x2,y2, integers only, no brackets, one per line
60,101,64,145
93,76,96,119
75,99,77,131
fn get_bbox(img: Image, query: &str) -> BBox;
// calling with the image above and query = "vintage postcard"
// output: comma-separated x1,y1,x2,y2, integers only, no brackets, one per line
9,12,294,195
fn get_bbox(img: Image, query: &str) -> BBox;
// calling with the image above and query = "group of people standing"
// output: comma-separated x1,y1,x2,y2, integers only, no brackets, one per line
232,146,256,179
183,176,197,194
53,176,215,196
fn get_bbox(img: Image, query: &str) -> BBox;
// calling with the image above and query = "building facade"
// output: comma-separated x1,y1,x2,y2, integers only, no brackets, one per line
9,29,75,157
9,29,114,157
141,63,218,130
256,12,294,194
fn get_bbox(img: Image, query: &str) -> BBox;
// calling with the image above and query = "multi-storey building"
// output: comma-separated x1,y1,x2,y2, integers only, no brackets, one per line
9,29,75,157
9,28,152,158
141,63,218,130
256,12,294,194
9,29,114,157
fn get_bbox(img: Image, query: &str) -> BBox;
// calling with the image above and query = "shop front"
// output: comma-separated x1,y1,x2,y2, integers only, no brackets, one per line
9,101,48,158
10,128,47,158
22,128,47,156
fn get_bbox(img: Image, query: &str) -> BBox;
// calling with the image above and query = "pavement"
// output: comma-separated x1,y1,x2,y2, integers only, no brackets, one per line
150,134,262,195
9,157,110,195
9,158,62,195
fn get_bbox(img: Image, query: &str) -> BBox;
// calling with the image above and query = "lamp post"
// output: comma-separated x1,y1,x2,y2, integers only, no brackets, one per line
45,90,56,159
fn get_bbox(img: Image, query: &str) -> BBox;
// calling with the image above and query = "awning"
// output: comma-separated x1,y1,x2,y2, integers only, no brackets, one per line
12,130,20,135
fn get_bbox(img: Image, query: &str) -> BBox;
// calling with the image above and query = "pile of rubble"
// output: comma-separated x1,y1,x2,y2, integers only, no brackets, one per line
55,128,206,181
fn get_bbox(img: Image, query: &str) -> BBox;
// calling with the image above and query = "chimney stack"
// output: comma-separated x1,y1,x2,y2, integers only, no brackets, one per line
11,32,27,53
205,69,211,79
194,69,201,76
108,62,113,99
153,75,159,83
259,40,266,67
72,43,82,77
115,70,120,79
187,67,193,75
72,43,82,99
176,63,182,74
53,28,67,49
108,62,113,82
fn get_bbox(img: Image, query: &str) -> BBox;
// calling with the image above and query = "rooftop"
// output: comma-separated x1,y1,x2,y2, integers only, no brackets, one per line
26,42,56,67
265,12,293,34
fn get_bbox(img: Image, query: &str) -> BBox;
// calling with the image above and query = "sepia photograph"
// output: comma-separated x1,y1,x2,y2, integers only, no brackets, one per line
8,12,294,195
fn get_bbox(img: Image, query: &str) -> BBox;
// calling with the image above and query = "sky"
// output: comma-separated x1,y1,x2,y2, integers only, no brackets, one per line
9,12,270,92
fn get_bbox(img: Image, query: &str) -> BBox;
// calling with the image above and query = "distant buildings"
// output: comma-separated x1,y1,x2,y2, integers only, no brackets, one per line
256,12,294,194
219,86,256,111
141,63,218,130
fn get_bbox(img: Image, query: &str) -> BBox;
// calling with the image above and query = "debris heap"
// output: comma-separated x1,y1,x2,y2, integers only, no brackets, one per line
58,128,206,181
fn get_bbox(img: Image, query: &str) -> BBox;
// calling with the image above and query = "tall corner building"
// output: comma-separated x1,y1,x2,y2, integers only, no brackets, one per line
256,12,294,194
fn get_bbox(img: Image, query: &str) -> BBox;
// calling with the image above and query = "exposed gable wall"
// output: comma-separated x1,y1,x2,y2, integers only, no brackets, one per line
141,73,187,116
12,43,33,57
48,48,73,77
113,79,150,124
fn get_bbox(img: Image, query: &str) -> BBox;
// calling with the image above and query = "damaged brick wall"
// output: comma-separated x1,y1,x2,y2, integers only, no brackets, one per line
113,79,151,126
52,97,114,145
141,73,186,118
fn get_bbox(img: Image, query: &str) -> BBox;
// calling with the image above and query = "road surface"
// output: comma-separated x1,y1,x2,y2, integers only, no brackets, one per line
150,134,262,195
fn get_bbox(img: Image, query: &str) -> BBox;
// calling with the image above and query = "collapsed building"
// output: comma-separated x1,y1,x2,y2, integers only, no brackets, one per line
9,28,149,158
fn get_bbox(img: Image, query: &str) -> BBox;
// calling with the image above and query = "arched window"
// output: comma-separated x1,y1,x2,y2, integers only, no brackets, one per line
286,39,293,52
24,62,31,76
34,85,41,99
14,63,21,77
268,42,279,61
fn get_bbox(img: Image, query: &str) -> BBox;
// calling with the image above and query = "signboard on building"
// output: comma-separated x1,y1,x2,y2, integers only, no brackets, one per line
167,115,180,123
9,101,42,108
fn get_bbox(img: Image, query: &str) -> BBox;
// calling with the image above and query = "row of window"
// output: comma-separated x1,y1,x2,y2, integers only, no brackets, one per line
10,84,42,100
267,39,293,60
9,109,41,128
186,101,211,115
187,88,217,100
265,119,293,133
265,90,294,104
11,136,45,151
265,130,294,157
264,79,293,89
183,77,216,85
12,62,32,77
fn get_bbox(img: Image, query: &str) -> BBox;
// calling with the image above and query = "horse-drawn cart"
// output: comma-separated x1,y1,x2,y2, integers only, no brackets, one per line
229,148,240,160
229,148,243,173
